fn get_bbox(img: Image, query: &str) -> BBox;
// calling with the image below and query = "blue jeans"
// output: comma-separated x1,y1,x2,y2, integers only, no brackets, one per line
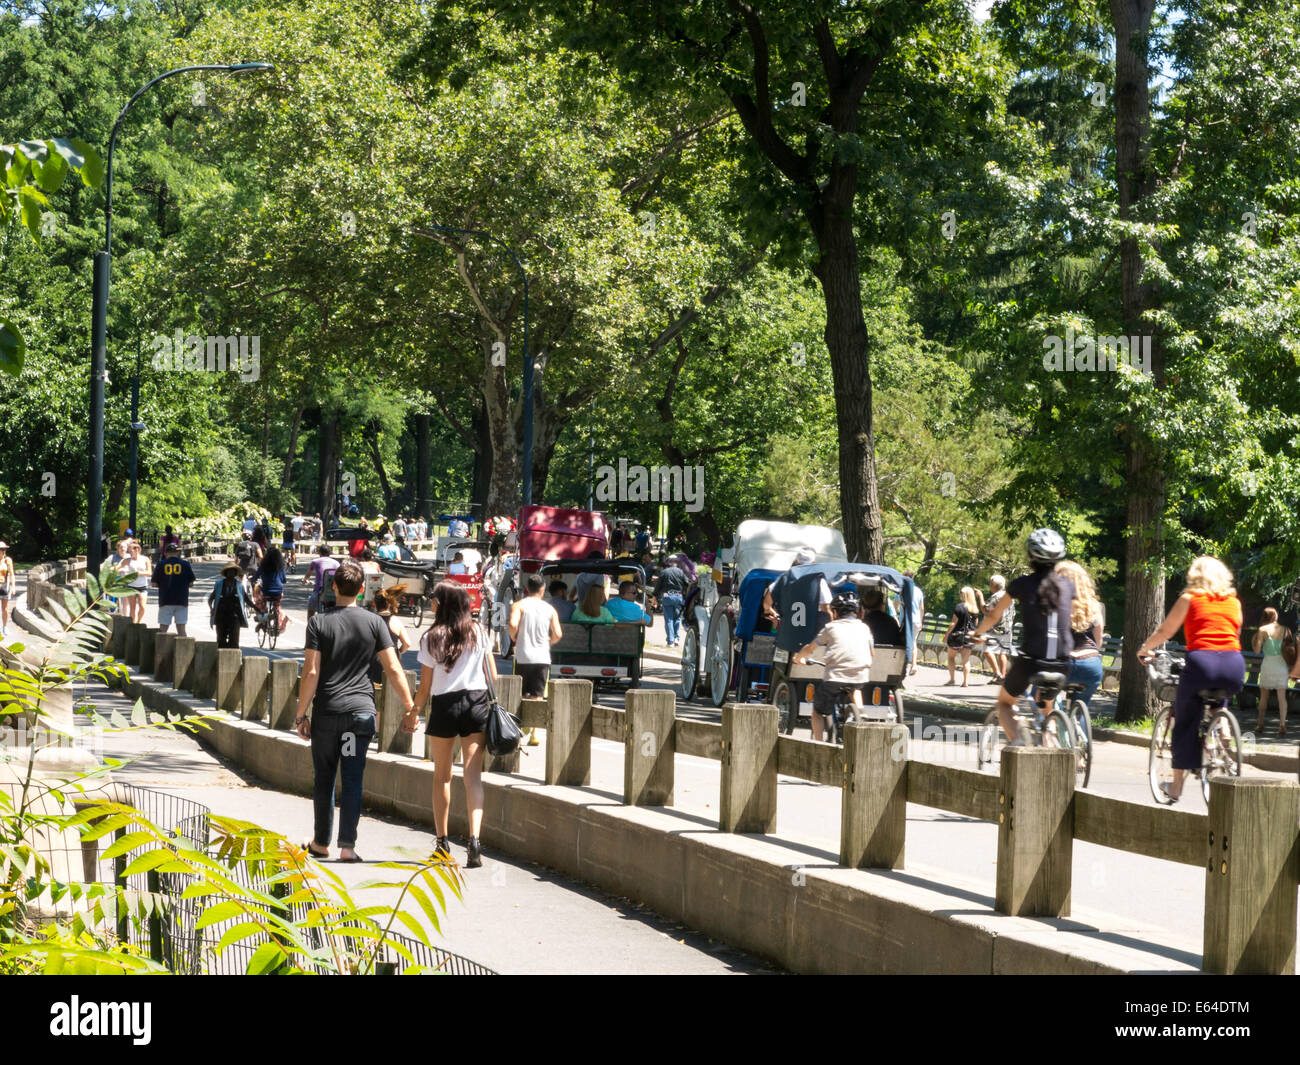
661,593,684,645
311,710,376,848
1066,654,1104,708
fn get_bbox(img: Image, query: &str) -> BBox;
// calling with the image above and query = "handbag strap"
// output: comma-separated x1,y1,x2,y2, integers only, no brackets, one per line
480,633,499,704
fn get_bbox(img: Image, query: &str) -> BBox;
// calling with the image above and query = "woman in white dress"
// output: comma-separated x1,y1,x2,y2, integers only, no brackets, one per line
1252,607,1292,737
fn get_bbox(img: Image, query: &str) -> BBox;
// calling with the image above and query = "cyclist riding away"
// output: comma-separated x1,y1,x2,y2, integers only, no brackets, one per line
1136,555,1245,802
969,528,1075,744
282,516,296,570
793,589,873,742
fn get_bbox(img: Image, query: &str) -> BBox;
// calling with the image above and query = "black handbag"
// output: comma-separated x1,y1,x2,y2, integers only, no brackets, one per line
483,657,523,756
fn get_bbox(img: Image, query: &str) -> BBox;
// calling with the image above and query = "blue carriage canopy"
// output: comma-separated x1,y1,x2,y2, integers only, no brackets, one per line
438,514,476,526
756,562,916,653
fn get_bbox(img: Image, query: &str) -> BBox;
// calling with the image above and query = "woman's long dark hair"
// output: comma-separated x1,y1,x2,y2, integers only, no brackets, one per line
262,545,284,575
1032,561,1061,613
422,581,477,669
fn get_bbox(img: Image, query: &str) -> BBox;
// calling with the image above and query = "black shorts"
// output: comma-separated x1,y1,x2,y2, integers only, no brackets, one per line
1002,655,1070,699
814,681,862,717
947,631,973,650
517,663,549,698
426,688,491,738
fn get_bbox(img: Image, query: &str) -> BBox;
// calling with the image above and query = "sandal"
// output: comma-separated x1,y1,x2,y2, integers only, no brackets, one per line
302,840,330,859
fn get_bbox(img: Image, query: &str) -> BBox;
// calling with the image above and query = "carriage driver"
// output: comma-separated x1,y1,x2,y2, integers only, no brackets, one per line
761,547,834,629
793,589,874,742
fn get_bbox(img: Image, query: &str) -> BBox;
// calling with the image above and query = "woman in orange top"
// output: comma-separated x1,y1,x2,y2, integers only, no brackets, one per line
1137,556,1245,802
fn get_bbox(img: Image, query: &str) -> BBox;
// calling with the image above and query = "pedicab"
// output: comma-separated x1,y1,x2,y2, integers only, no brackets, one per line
537,559,647,688
434,514,479,565
763,562,916,737
680,519,848,708
377,557,438,625
489,504,609,656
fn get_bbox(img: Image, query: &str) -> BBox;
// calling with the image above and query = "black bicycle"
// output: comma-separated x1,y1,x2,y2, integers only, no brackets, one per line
1146,652,1241,805
256,596,281,650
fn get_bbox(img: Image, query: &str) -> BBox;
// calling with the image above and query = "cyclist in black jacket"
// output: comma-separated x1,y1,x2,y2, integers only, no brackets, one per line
970,529,1076,743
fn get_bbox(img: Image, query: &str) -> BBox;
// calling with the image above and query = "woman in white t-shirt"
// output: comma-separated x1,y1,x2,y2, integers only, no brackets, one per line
410,580,496,869
122,541,152,624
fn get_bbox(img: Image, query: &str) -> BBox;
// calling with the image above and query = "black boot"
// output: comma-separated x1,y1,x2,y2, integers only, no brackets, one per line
433,836,451,859
466,836,483,869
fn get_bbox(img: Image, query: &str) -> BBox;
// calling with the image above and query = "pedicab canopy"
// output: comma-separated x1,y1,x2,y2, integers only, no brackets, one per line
731,519,848,584
517,505,609,573
765,562,916,655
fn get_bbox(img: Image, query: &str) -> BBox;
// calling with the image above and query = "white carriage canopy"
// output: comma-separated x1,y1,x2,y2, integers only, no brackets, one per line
730,520,849,583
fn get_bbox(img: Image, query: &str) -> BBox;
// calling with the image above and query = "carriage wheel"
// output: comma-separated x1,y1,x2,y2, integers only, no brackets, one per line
708,613,732,708
680,627,699,701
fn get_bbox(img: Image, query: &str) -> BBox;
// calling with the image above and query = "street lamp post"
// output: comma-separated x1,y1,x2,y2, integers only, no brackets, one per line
127,333,145,534
88,61,273,575
412,225,533,507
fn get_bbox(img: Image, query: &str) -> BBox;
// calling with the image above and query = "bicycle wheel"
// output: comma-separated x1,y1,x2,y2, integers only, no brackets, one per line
977,709,1001,770
1045,707,1074,752
1069,699,1092,789
1149,708,1175,804
1201,709,1242,804
268,607,279,650
256,620,266,648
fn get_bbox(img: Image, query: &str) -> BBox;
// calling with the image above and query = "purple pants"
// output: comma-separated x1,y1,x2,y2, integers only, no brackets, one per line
1172,650,1244,770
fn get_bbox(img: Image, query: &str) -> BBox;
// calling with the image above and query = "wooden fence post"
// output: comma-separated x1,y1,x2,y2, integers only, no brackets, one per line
154,632,175,683
544,679,593,786
138,627,157,674
110,615,129,660
191,642,218,699
995,747,1074,917
842,722,908,869
171,636,196,693
1203,777,1299,974
215,649,242,712
379,672,415,755
125,623,145,667
241,654,269,721
268,659,299,730
485,673,522,773
719,702,778,833
624,689,676,806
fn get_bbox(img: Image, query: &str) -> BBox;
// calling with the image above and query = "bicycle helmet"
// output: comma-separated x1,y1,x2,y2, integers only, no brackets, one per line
1026,527,1066,563
830,589,860,617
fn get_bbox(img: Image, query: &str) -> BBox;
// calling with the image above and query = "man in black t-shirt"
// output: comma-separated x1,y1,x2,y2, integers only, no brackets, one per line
295,559,415,862
151,544,196,636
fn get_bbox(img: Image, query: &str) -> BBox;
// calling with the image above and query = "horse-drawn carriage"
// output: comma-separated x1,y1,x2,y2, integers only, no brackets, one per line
680,520,848,707
679,519,915,738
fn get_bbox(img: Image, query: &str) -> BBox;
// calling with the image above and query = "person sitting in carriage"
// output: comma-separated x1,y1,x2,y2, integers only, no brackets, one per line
860,586,904,647
761,547,834,634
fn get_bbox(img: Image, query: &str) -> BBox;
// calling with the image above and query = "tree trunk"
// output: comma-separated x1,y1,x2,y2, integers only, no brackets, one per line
811,199,884,564
259,409,270,499
415,412,431,520
317,411,338,524
1111,0,1165,723
14,502,55,556
366,422,395,514
482,353,519,516
281,405,303,491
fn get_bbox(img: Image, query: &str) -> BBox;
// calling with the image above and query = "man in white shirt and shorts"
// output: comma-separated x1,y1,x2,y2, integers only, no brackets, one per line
509,574,562,697
794,589,874,742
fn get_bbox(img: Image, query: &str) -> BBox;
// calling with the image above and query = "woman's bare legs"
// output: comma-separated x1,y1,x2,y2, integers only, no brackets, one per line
429,736,455,837
1256,688,1271,733
461,732,487,837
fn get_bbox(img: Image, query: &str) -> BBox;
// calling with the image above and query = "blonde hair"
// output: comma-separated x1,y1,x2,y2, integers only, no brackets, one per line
1185,556,1235,598
1055,559,1100,633
958,586,979,614
580,583,606,617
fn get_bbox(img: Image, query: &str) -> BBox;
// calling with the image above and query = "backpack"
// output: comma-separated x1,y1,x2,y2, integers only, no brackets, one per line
235,542,255,566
